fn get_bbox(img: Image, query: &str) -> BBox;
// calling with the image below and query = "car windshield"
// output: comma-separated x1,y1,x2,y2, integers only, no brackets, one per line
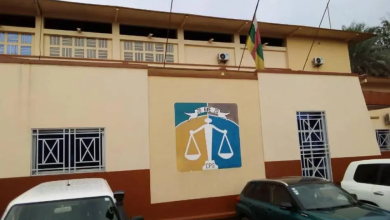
4,196,119,220
290,183,358,210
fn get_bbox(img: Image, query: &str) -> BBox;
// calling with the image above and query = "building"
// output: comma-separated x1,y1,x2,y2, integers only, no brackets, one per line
0,0,389,219
361,75,390,153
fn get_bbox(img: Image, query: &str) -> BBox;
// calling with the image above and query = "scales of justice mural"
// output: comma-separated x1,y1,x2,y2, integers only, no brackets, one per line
174,103,242,172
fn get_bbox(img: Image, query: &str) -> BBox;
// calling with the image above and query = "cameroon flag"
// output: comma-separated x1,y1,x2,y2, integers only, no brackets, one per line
246,17,265,69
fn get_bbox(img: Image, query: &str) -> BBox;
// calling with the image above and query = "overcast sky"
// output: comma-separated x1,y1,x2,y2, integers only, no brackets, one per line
62,0,389,30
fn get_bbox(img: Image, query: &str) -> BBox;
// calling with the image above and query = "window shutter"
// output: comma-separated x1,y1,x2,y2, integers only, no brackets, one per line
166,54,174,63
134,42,143,51
62,37,72,46
124,52,133,61
123,40,175,63
87,38,96,47
156,54,164,62
135,53,143,61
98,50,108,59
74,49,84,58
98,39,108,48
62,48,72,57
87,49,96,58
50,47,60,56
124,41,133,50
145,53,154,62
21,46,32,55
75,38,84,47
50,36,60,45
155,43,164,52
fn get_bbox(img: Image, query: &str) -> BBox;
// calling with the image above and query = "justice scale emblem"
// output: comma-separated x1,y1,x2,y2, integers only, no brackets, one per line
175,103,241,171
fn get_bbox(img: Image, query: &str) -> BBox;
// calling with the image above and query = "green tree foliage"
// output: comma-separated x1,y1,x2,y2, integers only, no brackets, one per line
376,17,390,49
342,18,390,77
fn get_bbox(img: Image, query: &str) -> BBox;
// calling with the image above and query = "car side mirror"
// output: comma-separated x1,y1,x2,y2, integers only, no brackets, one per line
130,216,144,220
280,202,293,210
114,191,125,206
350,194,358,200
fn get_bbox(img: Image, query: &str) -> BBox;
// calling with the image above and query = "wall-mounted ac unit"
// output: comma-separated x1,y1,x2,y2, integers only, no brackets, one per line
217,53,230,64
313,57,324,67
385,113,390,125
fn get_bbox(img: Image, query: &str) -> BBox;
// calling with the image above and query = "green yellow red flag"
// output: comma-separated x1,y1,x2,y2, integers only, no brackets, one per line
245,17,265,70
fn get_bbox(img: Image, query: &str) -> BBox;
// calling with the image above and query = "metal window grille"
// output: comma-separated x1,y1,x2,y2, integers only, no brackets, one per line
0,32,32,55
31,128,105,176
122,40,175,63
296,112,332,180
376,129,390,151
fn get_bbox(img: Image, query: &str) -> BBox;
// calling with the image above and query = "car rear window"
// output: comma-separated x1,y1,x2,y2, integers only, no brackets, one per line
353,164,380,184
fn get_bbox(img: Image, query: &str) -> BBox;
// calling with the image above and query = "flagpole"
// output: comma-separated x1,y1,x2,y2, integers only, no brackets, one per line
238,0,261,71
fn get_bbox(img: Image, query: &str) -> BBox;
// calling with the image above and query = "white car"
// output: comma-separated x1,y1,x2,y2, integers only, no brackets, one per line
0,178,144,220
341,159,390,210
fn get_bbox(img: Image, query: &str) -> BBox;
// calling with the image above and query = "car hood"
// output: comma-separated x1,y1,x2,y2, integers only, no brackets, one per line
305,205,390,220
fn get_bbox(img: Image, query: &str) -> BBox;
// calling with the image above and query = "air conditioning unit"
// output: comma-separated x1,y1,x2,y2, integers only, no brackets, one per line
385,114,390,125
312,57,324,67
217,53,230,64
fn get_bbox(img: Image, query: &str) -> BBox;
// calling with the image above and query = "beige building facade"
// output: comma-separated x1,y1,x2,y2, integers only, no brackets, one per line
0,1,389,220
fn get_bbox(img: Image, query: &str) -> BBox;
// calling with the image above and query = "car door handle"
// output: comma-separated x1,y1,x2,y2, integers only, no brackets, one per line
265,208,273,214
373,191,384,196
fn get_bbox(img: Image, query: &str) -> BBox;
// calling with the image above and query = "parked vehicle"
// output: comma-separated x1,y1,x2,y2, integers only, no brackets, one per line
0,178,143,220
236,176,390,220
341,159,390,209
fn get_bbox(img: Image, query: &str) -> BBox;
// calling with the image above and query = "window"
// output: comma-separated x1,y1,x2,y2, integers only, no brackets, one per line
296,111,332,180
376,129,390,151
44,18,112,34
184,30,233,43
31,128,105,175
239,35,285,46
379,164,390,186
122,41,175,63
271,185,292,206
241,182,255,198
0,14,35,28
0,32,33,55
46,36,110,59
291,183,355,210
253,183,271,203
120,24,177,39
353,164,380,184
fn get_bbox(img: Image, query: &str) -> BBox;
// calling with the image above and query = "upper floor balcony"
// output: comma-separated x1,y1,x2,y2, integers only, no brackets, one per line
0,0,374,73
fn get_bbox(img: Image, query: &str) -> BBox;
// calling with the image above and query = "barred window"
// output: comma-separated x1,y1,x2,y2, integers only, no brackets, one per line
31,128,105,175
376,129,390,151
296,111,332,180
